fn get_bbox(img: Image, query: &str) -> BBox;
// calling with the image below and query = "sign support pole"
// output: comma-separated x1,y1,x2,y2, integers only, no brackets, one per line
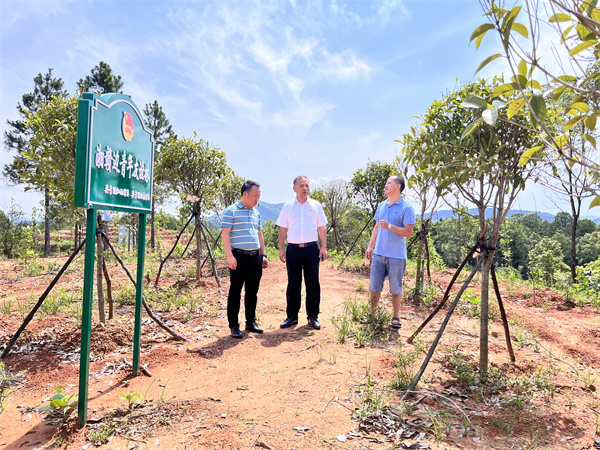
133,213,146,375
78,208,97,427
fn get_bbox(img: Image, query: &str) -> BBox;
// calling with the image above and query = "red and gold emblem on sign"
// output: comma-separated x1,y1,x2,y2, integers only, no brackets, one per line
122,112,134,142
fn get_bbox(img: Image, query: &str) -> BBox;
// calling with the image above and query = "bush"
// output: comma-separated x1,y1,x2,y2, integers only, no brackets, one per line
575,258,600,305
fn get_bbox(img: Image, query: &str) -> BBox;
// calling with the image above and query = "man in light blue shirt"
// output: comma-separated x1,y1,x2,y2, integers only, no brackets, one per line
366,175,415,329
222,180,268,339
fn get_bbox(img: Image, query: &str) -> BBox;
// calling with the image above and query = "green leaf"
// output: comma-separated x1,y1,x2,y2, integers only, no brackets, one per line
512,22,529,38
470,23,495,43
549,13,571,22
557,75,578,83
568,102,590,113
552,84,567,101
530,94,547,121
461,119,482,140
461,96,488,109
527,80,542,90
564,115,584,131
482,106,499,126
555,135,568,148
475,33,486,50
507,96,526,119
492,100,507,109
518,60,527,77
569,39,597,56
584,115,597,130
492,83,518,96
474,53,503,75
582,133,597,148
518,145,543,166
512,74,528,88
590,195,600,209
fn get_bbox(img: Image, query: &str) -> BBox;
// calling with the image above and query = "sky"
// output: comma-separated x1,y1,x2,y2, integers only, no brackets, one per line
1,0,598,220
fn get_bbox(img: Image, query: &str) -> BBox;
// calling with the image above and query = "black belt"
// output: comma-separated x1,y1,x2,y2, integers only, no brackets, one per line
287,241,318,248
233,248,259,255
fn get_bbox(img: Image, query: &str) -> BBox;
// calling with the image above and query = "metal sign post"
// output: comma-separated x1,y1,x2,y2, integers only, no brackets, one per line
77,208,97,425
74,93,154,426
133,213,146,374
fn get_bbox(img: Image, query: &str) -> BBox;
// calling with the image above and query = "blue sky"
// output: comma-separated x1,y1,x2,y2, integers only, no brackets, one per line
1,0,598,220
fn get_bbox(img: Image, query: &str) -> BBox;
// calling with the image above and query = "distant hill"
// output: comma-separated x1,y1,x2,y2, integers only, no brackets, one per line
425,208,555,222
212,202,598,226
256,201,284,224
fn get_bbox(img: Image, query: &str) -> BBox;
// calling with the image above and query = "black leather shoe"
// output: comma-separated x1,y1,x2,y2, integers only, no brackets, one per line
245,322,263,333
280,317,298,328
308,317,321,330
231,327,243,339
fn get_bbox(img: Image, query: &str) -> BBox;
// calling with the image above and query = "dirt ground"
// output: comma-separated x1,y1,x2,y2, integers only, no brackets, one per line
1,249,599,449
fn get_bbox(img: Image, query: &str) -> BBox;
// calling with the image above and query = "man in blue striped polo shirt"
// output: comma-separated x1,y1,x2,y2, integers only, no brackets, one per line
222,180,268,339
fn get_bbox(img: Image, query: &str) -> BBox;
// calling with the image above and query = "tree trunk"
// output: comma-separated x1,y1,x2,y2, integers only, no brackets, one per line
44,187,51,256
96,216,106,324
74,223,79,253
151,202,156,252
201,223,221,287
195,209,203,279
569,195,580,283
479,251,494,376
415,234,424,296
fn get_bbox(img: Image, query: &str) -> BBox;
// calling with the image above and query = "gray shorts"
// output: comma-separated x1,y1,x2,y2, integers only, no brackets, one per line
369,254,407,295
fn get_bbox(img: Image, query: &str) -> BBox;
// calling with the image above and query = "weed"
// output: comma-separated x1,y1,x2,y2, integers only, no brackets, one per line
316,341,324,362
114,283,136,306
87,422,115,445
390,338,426,391
426,407,454,441
355,280,366,293
0,299,13,315
331,312,352,344
39,386,77,427
420,282,440,307
23,258,42,276
356,360,390,419
120,392,141,411
581,367,598,390
0,362,24,414
331,349,338,364
16,298,33,319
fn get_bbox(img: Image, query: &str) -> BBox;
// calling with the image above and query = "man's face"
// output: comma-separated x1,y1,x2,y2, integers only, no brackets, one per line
293,177,310,198
243,186,261,207
383,177,400,197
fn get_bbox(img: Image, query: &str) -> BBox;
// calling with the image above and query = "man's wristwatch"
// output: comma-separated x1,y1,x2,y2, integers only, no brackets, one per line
262,254,267,259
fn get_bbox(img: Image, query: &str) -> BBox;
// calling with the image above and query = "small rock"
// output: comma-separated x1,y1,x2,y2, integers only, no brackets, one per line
337,435,346,442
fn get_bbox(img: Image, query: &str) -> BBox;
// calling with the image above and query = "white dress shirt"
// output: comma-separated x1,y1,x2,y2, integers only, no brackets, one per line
276,197,327,244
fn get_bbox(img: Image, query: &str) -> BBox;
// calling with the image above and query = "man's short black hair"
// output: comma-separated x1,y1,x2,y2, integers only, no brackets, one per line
391,175,405,193
241,180,260,196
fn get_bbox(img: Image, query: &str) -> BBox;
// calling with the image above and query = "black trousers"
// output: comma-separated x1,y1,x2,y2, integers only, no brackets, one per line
227,251,263,329
285,244,320,319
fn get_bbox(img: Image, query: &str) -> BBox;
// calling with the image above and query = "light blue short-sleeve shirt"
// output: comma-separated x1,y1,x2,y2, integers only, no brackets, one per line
373,197,415,260
221,201,262,250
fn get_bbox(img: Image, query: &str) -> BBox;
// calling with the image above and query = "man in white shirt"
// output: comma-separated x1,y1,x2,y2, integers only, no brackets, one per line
276,176,328,330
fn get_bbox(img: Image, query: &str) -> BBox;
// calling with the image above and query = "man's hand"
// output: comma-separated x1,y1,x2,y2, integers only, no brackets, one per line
279,248,286,263
319,248,327,261
227,254,237,270
262,255,269,269
380,220,390,230
366,247,374,260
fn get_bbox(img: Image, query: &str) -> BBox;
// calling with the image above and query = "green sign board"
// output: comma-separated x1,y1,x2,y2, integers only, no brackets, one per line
74,93,154,213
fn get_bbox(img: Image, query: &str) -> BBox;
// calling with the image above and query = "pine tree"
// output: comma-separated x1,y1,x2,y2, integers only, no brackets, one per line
3,69,67,256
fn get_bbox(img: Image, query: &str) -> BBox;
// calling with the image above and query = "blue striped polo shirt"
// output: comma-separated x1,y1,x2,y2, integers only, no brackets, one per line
221,201,262,250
